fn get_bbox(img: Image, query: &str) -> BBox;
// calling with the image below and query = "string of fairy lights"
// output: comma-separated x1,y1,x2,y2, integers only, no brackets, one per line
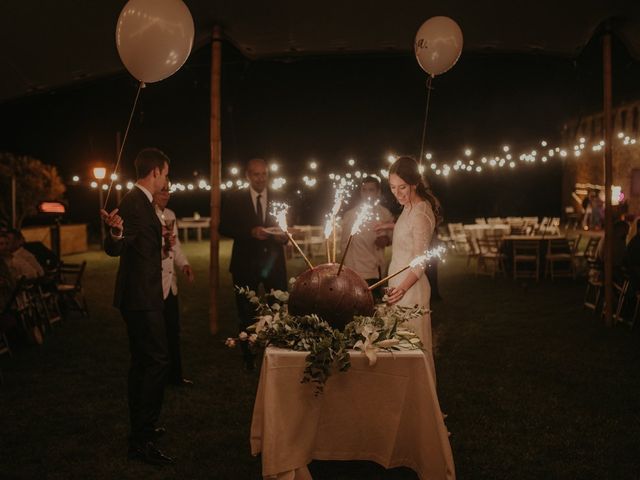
67,132,637,194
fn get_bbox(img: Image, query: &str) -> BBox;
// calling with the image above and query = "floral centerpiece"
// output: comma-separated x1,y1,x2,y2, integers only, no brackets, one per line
227,281,424,394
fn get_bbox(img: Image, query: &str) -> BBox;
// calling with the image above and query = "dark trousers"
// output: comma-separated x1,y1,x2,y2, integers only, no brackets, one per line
163,291,183,384
122,309,169,446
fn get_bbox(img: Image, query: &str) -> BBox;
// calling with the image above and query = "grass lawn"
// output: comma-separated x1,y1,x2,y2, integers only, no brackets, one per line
1,240,639,479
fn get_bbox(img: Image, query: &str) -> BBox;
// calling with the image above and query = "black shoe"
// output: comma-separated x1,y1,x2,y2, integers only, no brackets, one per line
153,427,166,439
128,441,174,465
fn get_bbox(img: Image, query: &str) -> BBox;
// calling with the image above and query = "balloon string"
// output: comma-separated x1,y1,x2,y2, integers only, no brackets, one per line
418,75,434,167
103,81,145,209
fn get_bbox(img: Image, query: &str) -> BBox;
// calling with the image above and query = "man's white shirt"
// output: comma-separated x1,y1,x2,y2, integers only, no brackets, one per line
340,203,394,280
155,206,190,299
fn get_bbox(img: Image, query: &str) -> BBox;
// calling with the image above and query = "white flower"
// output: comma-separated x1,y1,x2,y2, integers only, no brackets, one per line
248,334,258,344
238,331,248,340
254,315,273,334
376,338,400,348
249,296,260,304
272,290,289,302
354,325,380,366
271,303,281,311
248,290,256,298
288,277,296,285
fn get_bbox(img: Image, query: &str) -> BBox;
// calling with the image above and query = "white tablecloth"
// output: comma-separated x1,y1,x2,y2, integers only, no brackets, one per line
251,347,455,480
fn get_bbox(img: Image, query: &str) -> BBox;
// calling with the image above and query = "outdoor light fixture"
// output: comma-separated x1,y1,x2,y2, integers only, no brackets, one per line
93,167,106,180
72,175,80,182
270,163,279,172
110,173,118,181
90,181,98,188
347,159,355,167
309,161,317,170
38,201,66,214
230,167,239,175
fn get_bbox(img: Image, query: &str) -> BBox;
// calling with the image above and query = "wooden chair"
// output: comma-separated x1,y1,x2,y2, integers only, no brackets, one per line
447,223,468,254
513,240,540,281
57,261,89,317
38,277,62,328
613,279,631,325
584,236,601,262
477,237,505,278
583,262,603,312
545,238,575,280
465,234,479,270
12,280,47,345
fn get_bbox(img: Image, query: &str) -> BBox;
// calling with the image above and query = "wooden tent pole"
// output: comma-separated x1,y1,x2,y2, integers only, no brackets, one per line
209,26,222,334
602,27,614,327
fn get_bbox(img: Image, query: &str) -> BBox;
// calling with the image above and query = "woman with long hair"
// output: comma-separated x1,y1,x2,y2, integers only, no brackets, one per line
383,156,441,352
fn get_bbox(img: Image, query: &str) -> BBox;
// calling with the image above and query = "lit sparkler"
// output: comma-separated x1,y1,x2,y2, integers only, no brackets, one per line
270,202,314,270
324,217,333,263
337,201,375,276
368,245,447,291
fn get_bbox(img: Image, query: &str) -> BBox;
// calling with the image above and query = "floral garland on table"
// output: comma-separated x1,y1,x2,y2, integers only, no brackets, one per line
226,282,425,394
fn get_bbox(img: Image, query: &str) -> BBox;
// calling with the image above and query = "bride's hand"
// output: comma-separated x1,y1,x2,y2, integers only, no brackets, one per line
385,287,406,305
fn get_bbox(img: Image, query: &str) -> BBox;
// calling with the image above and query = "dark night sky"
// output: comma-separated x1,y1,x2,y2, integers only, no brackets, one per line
1,33,639,231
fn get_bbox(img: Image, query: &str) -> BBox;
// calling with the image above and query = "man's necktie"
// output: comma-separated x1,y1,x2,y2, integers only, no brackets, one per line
256,194,263,225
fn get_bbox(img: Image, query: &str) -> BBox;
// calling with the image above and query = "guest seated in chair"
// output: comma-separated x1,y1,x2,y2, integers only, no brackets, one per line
0,233,16,310
5,229,44,280
596,220,630,284
625,218,640,293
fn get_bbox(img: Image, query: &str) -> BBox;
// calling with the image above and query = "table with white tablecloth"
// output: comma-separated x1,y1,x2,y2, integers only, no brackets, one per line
250,347,455,480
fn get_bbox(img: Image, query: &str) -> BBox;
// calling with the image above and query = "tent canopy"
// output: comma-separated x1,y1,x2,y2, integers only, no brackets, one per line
1,0,638,102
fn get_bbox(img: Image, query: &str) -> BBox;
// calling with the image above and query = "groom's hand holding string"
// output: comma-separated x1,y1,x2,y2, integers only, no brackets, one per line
100,208,124,237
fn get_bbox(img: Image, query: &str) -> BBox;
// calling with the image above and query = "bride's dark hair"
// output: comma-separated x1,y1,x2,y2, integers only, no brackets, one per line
389,156,443,225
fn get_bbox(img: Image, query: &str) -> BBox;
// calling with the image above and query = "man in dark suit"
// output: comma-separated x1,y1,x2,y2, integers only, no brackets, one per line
219,158,288,370
100,148,173,465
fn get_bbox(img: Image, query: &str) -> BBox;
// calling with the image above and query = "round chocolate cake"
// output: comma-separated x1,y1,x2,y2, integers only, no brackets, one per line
288,263,375,330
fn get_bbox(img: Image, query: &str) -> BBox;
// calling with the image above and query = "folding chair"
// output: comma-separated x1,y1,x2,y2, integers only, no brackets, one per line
583,262,603,312
466,234,479,270
513,240,540,281
57,261,89,317
12,280,46,345
545,238,575,280
477,237,505,278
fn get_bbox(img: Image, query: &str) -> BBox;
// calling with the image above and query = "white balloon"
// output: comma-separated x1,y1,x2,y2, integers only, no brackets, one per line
414,17,463,76
116,0,194,83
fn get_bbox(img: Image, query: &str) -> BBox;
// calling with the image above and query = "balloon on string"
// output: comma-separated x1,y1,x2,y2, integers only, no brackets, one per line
414,16,463,76
116,0,195,83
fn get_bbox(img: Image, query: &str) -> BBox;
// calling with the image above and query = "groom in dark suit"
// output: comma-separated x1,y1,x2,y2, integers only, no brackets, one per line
219,158,288,370
101,148,173,465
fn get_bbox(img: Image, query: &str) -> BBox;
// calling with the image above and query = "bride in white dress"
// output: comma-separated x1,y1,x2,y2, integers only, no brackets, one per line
383,157,440,354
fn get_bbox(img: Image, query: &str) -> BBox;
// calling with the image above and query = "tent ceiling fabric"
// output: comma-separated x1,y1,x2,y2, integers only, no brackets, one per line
0,0,638,102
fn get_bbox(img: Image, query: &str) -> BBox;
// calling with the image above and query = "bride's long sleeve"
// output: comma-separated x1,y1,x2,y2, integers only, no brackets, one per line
409,201,435,279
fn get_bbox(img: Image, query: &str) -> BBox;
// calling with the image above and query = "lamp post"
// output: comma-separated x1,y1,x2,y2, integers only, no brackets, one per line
93,167,107,246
